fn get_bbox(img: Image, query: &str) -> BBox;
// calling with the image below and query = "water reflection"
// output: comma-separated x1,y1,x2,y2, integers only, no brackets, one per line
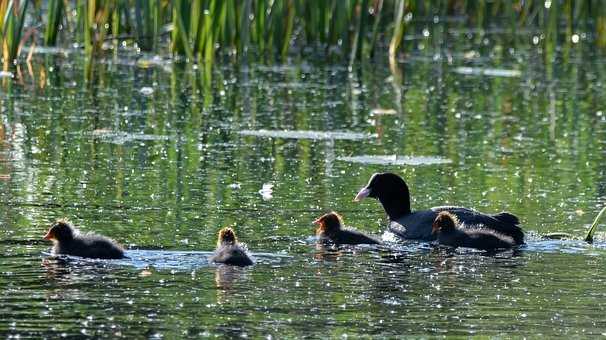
1,31,606,337
214,265,249,291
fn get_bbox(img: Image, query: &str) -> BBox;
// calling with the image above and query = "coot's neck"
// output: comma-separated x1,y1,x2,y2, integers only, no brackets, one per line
378,191,411,220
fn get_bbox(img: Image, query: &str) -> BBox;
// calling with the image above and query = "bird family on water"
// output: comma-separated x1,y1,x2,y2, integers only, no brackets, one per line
43,173,523,266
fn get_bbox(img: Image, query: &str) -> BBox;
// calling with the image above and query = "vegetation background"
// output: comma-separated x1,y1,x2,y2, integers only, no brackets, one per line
1,0,605,73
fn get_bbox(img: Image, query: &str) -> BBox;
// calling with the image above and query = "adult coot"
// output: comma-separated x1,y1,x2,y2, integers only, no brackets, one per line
354,172,524,244
43,219,126,259
432,211,515,250
313,212,380,245
211,227,254,266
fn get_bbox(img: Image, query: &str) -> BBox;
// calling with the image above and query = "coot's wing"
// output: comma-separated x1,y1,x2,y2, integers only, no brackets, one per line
387,220,408,239
430,206,524,244
391,210,439,241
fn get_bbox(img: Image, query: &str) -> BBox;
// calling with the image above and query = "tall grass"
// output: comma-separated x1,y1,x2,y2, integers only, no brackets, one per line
134,0,162,52
2,0,606,70
1,0,29,70
44,0,62,45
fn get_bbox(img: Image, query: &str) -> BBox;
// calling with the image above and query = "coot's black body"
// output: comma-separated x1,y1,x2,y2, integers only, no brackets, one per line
314,212,380,245
432,211,515,250
44,220,126,259
211,228,254,267
354,173,524,245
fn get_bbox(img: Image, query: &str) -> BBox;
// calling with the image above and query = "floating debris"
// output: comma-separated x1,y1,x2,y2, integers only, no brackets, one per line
371,108,397,116
239,129,375,141
259,183,273,200
453,67,521,78
92,129,170,144
139,269,153,277
462,50,480,60
136,56,170,69
542,232,573,240
20,46,71,56
139,87,154,96
338,155,452,166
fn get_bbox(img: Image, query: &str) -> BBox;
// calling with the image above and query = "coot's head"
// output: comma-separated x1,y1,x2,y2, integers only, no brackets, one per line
432,212,458,235
44,220,75,242
354,172,410,202
217,227,238,247
313,212,343,235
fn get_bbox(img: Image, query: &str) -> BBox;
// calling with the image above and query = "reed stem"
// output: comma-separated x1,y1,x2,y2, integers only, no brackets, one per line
585,206,606,244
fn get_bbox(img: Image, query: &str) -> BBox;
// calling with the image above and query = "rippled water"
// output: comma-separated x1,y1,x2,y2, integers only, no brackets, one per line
1,33,606,337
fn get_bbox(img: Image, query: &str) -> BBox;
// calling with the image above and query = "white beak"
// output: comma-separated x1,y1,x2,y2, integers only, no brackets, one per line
354,187,371,202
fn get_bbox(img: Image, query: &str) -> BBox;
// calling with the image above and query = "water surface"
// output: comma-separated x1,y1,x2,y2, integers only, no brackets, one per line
1,31,606,337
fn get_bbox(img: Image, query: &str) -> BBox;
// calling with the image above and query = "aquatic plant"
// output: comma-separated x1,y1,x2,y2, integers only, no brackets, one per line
43,0,63,46
0,0,606,69
134,0,163,52
1,0,29,70
585,206,606,244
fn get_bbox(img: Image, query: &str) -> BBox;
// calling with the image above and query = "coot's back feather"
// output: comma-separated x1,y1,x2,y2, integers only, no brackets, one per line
491,212,520,225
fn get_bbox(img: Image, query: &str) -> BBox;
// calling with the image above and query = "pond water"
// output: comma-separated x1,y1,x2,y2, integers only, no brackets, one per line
1,34,606,337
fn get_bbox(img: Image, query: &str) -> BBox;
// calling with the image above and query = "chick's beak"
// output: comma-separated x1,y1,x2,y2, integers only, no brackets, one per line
313,219,322,225
354,187,371,202
43,230,54,240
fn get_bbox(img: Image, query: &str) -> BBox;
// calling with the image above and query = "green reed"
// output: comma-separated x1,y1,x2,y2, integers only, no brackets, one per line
134,0,162,51
1,0,606,70
44,0,62,45
585,206,606,244
1,0,29,70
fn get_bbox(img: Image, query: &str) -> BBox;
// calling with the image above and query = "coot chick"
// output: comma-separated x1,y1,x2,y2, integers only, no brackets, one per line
354,172,524,244
314,212,380,245
211,227,254,266
43,219,126,259
432,211,515,250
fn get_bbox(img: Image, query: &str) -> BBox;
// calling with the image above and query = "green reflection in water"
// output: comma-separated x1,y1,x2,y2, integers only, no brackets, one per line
1,33,606,337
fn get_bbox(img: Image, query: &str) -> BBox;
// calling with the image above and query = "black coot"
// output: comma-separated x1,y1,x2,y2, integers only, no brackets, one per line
354,172,524,244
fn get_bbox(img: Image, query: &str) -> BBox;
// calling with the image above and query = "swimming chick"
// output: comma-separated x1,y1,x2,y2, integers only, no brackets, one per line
431,211,515,251
43,219,126,259
211,227,254,266
314,212,380,245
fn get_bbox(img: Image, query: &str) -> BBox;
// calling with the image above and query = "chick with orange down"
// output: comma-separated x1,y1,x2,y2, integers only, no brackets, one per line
211,227,254,266
43,219,126,259
431,211,515,251
313,212,380,245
